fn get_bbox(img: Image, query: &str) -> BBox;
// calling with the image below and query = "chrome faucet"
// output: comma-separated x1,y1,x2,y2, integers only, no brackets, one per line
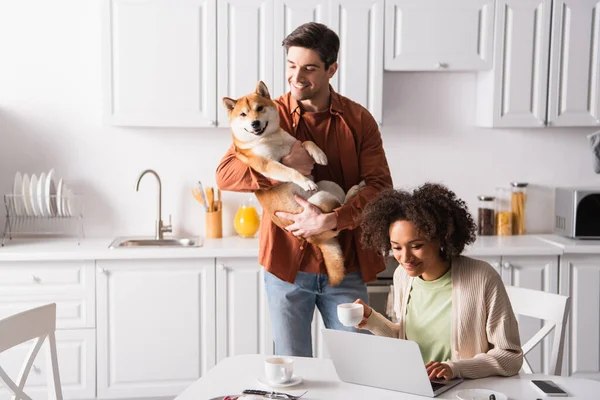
135,169,172,240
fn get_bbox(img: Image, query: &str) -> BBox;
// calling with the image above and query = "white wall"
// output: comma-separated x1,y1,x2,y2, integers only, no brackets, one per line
0,0,597,240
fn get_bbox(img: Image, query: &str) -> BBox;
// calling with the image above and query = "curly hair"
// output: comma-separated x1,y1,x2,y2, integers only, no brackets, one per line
360,183,477,260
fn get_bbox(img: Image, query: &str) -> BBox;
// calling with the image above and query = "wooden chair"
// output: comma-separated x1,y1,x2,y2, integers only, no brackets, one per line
0,303,63,400
505,286,571,375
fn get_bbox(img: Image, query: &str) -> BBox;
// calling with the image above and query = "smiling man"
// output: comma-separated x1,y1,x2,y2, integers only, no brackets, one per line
216,22,393,357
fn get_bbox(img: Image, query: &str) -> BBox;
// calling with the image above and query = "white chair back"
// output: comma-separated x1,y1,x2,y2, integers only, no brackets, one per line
505,286,570,375
0,303,63,400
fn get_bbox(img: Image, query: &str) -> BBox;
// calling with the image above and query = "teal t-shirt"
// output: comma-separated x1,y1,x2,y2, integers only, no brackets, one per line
405,269,452,363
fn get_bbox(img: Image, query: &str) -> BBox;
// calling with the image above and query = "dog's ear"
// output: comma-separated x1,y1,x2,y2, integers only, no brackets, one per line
222,97,237,113
255,81,271,99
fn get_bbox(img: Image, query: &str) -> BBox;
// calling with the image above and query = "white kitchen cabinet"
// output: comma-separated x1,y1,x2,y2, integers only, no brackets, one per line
559,254,600,380
330,0,384,124
476,0,552,128
272,0,384,123
478,0,600,128
0,260,95,329
501,255,559,375
102,0,217,127
547,0,600,127
217,0,275,127
215,258,273,362
96,258,216,399
471,256,503,276
273,0,330,98
0,329,96,400
384,0,495,71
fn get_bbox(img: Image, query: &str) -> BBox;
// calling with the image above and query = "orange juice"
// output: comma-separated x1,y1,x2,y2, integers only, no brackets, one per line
234,206,260,237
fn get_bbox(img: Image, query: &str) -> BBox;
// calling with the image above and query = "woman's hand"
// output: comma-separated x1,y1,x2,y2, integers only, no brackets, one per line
425,361,454,380
353,299,373,328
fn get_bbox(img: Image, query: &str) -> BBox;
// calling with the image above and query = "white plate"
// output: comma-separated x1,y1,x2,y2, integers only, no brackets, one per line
37,172,47,217
63,185,73,217
13,172,23,216
455,388,508,400
21,173,32,216
256,375,303,388
56,178,64,216
30,174,40,216
46,169,57,216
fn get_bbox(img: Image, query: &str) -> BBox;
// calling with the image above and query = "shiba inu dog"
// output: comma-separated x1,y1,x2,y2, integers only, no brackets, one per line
223,81,364,286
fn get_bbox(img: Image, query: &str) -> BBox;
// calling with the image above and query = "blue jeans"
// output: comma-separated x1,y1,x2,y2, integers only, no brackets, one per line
264,270,369,357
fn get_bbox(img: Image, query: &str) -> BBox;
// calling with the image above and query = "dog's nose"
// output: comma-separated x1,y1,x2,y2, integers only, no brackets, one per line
251,120,261,129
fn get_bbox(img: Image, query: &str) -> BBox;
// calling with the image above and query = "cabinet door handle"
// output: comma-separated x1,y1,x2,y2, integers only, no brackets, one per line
98,268,107,274
218,264,228,271
538,120,545,126
33,365,41,373
502,261,511,269
435,62,448,69
32,275,41,283
491,262,500,269
210,120,217,127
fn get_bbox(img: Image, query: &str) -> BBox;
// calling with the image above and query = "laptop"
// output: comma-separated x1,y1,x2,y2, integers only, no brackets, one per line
322,328,463,397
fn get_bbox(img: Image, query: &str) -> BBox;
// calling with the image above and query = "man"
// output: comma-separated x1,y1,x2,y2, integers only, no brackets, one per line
216,22,393,357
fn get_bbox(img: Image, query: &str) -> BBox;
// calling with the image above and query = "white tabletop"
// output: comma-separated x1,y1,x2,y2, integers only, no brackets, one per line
175,354,600,400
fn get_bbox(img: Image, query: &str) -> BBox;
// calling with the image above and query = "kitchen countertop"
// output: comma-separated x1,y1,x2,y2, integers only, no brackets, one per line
536,234,600,254
0,236,260,261
0,234,586,262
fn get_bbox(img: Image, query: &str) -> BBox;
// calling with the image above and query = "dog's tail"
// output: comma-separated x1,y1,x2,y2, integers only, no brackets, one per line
317,238,345,286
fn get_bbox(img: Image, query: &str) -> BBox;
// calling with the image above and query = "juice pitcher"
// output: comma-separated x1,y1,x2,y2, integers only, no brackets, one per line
234,196,261,238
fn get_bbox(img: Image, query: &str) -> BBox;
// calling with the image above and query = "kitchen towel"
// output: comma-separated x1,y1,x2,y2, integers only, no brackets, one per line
588,130,600,173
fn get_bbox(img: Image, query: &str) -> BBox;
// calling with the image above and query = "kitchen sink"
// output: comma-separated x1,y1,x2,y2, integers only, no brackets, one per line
109,236,202,248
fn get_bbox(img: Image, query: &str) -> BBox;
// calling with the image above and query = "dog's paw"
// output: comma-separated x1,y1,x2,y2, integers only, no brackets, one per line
344,181,366,203
312,150,328,166
297,178,318,192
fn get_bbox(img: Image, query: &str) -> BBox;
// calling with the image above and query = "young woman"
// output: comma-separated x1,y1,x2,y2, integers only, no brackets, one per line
354,183,523,380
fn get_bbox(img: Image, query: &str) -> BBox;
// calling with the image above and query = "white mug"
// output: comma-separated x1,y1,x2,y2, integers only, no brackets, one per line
264,357,294,384
337,303,364,327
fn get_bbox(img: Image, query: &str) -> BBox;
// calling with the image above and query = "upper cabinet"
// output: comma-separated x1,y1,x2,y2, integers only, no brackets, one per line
547,0,600,127
102,0,217,127
216,0,275,127
477,0,600,128
103,0,383,127
384,0,495,71
272,0,384,124
330,0,384,124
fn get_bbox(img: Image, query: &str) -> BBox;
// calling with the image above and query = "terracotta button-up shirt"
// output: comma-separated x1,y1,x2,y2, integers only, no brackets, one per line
216,88,393,283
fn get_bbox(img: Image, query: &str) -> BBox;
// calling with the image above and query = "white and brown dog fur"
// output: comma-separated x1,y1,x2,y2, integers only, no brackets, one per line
223,81,364,285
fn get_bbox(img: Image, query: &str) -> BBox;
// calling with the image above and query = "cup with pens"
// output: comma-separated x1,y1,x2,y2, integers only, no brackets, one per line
191,181,222,239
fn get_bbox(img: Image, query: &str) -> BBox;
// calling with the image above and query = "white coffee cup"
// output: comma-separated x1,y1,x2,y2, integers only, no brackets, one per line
337,303,364,327
264,357,294,384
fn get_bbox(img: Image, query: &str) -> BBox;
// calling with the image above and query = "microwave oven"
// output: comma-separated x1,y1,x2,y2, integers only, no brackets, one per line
554,187,600,239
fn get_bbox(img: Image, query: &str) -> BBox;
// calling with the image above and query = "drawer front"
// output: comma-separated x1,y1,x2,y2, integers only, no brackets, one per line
0,329,96,400
0,261,95,329
0,260,93,294
0,296,95,329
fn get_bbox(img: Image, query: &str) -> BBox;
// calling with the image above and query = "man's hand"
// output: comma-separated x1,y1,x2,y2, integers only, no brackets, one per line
275,195,337,238
281,141,315,176
425,361,454,380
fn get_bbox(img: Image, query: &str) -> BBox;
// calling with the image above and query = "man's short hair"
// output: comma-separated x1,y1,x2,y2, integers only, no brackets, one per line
282,22,340,69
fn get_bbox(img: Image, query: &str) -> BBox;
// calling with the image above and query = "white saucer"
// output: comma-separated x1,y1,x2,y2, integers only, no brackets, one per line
256,375,303,388
455,388,508,400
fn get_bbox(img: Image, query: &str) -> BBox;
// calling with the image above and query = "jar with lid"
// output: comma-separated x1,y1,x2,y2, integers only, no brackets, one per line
511,182,528,235
477,196,495,236
495,187,513,236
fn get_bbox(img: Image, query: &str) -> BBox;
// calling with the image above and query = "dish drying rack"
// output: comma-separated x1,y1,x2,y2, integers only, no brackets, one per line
2,194,84,246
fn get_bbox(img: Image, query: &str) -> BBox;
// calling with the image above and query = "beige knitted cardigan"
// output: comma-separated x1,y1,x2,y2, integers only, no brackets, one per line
363,256,523,379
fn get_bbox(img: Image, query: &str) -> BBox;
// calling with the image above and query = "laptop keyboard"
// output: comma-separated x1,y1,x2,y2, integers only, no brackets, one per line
430,381,446,391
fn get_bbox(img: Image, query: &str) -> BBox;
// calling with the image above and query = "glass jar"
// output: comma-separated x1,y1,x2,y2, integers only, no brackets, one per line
495,187,513,236
477,196,495,236
511,182,528,235
233,195,261,238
